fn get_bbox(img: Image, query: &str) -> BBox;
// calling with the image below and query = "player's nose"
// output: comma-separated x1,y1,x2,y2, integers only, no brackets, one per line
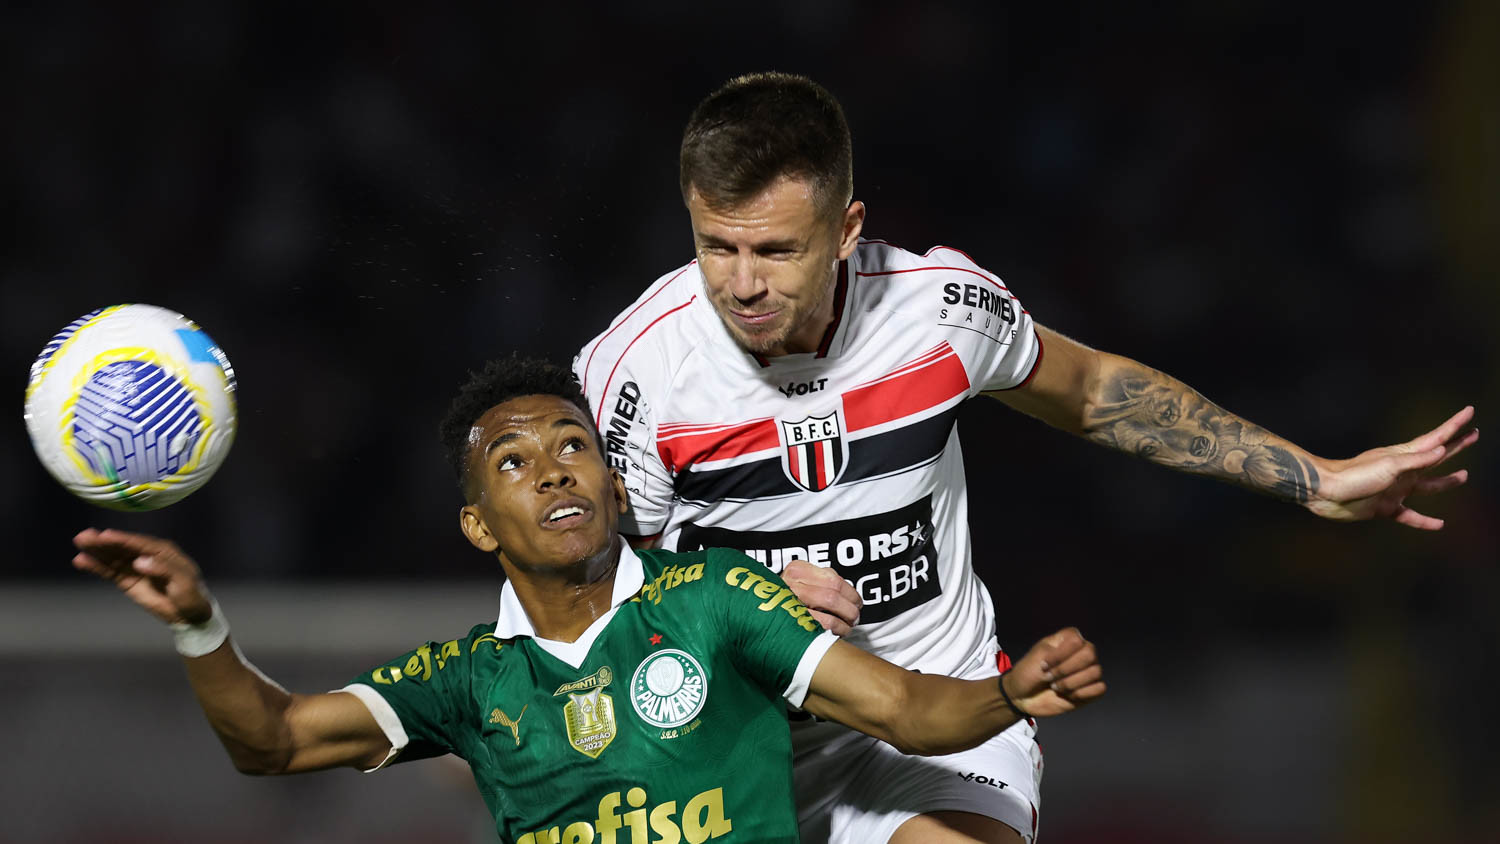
727,252,765,301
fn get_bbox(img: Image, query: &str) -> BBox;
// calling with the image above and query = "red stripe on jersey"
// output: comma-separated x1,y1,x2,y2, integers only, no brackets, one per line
788,442,802,484
843,343,970,432
856,264,1009,293
594,295,697,428
581,263,695,395
656,417,779,472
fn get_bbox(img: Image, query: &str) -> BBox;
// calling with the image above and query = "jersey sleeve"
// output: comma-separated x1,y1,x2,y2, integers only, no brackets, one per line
573,339,676,536
341,626,490,770
703,549,838,707
927,246,1043,395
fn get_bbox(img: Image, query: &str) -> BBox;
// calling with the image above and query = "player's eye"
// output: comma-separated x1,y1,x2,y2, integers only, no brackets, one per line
560,437,586,455
497,454,522,471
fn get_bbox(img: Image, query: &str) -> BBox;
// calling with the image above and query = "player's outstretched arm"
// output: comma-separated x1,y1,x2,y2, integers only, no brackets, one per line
987,326,1477,530
799,627,1104,757
71,529,392,775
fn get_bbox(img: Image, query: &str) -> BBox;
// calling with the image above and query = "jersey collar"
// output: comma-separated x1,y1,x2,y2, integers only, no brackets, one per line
494,541,646,668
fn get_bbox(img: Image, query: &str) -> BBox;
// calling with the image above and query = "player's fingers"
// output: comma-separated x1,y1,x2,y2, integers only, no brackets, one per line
1408,406,1475,451
1051,664,1102,694
1412,470,1467,497
79,528,176,558
1436,428,1478,464
807,609,853,637
1048,640,1098,679
1393,506,1444,531
1065,680,1107,703
1391,446,1446,475
72,551,121,579
1035,627,1087,667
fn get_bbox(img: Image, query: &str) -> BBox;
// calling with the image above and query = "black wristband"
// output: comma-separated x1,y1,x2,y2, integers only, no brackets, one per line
997,670,1033,720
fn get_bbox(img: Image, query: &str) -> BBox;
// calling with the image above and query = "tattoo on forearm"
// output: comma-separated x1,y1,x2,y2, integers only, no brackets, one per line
1083,368,1320,503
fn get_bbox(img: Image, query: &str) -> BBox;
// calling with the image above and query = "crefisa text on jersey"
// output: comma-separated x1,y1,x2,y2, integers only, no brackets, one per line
516,785,733,844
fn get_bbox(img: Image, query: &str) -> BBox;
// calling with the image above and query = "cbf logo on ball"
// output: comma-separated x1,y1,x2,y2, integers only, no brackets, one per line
779,410,847,492
630,649,707,728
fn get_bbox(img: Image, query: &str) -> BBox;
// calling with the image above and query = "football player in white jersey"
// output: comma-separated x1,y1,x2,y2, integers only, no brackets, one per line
574,73,1477,844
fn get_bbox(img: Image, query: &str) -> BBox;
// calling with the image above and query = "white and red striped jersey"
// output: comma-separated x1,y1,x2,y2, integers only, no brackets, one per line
574,239,1042,677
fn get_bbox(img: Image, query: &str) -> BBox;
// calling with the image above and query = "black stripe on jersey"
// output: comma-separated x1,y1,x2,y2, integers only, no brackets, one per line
672,406,960,503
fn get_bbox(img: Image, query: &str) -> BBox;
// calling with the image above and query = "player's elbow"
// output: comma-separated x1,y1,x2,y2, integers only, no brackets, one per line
227,746,293,776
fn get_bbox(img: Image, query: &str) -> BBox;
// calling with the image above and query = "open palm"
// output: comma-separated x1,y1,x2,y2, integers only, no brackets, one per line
1309,406,1477,530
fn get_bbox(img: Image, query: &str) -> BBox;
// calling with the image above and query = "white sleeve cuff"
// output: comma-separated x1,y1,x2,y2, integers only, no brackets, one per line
337,684,409,772
782,629,838,708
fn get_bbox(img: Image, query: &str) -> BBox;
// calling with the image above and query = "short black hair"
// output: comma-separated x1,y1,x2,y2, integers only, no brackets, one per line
439,356,594,494
680,71,853,217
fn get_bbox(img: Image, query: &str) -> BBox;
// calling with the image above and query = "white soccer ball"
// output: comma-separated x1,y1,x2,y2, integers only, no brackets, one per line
24,304,238,511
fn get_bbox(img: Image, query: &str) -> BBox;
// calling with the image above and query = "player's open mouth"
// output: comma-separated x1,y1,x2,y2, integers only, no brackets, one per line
541,500,592,529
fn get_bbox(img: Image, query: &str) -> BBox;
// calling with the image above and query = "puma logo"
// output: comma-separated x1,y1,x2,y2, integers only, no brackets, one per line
490,705,527,746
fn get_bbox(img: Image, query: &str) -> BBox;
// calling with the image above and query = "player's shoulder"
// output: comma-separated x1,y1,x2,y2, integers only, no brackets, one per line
852,239,1008,298
850,239,1024,341
631,546,737,606
574,260,706,401
359,622,510,689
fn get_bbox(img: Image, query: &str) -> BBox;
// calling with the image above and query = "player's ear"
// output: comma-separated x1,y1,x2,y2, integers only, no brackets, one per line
836,200,866,260
610,468,628,516
460,505,500,553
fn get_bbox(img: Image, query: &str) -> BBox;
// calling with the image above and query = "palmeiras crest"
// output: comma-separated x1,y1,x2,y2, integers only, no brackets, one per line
779,410,848,492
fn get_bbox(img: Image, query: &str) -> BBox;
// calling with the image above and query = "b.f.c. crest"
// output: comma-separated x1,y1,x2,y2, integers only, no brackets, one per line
779,411,847,492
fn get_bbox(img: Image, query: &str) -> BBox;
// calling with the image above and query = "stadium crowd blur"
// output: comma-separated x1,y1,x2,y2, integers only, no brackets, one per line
2,2,1495,842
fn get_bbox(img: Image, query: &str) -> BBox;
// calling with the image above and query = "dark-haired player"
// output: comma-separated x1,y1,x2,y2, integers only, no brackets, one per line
573,72,1477,843
71,357,1104,844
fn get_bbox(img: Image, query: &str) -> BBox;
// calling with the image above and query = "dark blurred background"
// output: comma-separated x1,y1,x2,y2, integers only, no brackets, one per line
2,1,1495,842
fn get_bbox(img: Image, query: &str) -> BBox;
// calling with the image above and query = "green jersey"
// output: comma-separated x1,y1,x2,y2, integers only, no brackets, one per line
345,544,835,843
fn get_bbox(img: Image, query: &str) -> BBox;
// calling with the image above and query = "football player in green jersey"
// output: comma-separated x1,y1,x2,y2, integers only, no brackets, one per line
71,357,1105,843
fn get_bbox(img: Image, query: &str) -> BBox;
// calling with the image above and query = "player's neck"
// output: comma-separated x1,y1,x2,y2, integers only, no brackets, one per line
503,537,621,642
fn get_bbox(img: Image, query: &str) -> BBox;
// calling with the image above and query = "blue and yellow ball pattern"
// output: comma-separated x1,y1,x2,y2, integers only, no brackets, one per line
24,304,237,510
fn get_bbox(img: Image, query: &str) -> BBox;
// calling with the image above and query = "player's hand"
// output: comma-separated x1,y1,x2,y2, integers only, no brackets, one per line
782,559,861,636
72,529,213,625
1308,406,1477,530
1002,627,1105,718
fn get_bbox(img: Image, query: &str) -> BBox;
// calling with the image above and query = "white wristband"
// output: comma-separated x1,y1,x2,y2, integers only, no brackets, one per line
170,597,230,658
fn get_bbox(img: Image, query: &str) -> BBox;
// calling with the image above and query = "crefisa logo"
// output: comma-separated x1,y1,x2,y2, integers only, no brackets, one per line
779,410,847,492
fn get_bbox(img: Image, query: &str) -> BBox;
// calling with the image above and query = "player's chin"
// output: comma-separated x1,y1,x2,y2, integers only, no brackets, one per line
734,325,789,355
547,528,614,566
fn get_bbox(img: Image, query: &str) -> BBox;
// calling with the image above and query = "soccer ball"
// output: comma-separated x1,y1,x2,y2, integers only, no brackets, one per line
24,304,238,510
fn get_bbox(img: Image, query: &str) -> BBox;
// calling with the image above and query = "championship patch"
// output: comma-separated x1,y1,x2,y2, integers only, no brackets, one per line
779,410,847,492
630,649,707,728
557,667,617,759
